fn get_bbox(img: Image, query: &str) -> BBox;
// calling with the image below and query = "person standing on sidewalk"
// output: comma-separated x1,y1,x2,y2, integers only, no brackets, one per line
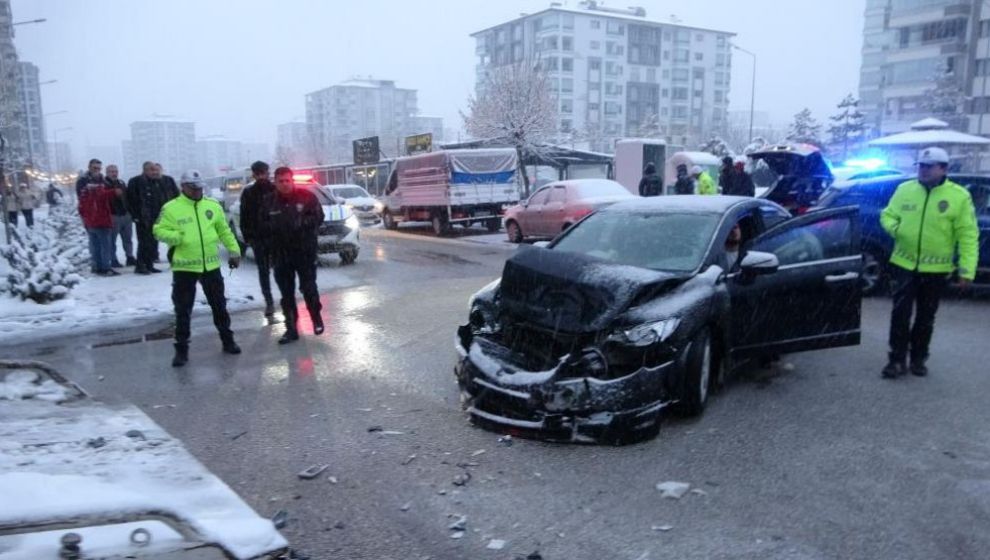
76,159,124,276
637,163,661,197
268,167,325,344
153,170,242,367
880,147,979,379
16,182,42,227
127,161,179,274
692,165,717,195
105,165,136,268
3,183,20,227
239,160,277,315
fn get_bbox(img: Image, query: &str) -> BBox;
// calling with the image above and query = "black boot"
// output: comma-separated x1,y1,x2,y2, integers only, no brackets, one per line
126,256,137,266
909,359,928,377
312,312,324,335
222,339,241,354
278,330,299,345
264,299,275,316
172,344,189,367
279,307,299,344
881,360,905,379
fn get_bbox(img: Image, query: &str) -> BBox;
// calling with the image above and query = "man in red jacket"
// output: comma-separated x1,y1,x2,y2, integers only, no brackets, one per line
76,159,125,276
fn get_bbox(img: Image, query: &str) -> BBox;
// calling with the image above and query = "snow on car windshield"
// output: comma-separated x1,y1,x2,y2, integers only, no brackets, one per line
570,180,631,199
553,211,719,272
332,187,369,199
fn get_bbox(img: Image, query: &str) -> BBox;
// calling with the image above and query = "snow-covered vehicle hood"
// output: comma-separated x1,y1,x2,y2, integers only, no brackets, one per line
0,361,288,560
340,196,377,208
499,246,686,334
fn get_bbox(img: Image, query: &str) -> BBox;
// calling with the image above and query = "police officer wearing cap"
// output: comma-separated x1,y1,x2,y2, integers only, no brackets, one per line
154,170,243,367
879,147,979,379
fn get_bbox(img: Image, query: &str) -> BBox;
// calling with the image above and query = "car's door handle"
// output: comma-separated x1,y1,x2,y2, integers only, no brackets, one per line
825,271,860,283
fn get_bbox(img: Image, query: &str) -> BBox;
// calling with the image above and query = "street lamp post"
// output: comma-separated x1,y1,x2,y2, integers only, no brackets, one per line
731,43,757,144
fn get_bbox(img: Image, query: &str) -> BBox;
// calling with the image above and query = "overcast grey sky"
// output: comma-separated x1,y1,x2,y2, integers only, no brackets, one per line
11,0,864,160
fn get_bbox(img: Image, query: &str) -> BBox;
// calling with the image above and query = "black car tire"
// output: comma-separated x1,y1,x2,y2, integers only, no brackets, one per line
676,328,714,417
861,248,887,296
339,247,359,265
432,212,450,236
382,210,397,230
486,218,501,233
506,220,523,243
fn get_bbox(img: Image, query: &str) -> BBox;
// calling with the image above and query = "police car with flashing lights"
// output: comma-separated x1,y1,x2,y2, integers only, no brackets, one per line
228,174,361,265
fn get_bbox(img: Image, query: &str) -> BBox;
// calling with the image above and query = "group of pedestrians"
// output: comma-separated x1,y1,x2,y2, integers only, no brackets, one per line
75,159,177,276
639,157,750,197
3,181,44,228
148,161,324,367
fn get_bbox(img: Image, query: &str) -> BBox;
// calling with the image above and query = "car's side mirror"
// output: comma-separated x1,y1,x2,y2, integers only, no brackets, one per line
739,251,779,276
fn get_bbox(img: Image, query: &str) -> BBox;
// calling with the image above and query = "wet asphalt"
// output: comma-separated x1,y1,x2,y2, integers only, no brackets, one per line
5,226,990,560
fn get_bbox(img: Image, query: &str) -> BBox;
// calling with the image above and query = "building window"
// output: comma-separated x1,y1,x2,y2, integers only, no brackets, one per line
694,52,703,61
606,21,625,35
605,61,623,76
717,35,726,48
675,49,689,62
561,119,572,132
663,30,672,41
695,33,704,42
604,101,622,115
714,90,725,102
693,89,703,98
542,57,559,71
672,106,687,118
563,14,574,30
647,68,657,82
661,107,669,116
561,78,573,92
662,69,670,79
693,67,705,79
715,72,727,85
661,88,669,98
716,53,726,67
672,68,689,81
630,67,641,81
561,99,573,113
562,58,574,72
562,36,573,51
588,102,600,111
672,87,688,100
591,19,601,29
977,59,990,77
589,59,601,70
981,20,990,38
606,41,625,56
590,40,601,50
513,24,523,40
605,82,624,95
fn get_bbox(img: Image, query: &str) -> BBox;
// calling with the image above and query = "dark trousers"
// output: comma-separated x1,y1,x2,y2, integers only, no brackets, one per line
21,209,34,228
252,243,274,305
7,211,17,226
172,269,234,347
888,267,948,364
274,253,321,333
135,222,158,268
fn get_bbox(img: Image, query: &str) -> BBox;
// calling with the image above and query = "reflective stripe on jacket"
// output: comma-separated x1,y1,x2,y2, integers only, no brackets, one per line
880,178,979,280
153,194,240,273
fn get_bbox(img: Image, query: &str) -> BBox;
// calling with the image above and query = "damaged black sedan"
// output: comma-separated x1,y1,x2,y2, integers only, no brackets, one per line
456,196,863,443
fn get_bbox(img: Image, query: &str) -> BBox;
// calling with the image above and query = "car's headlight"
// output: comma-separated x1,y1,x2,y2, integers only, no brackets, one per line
345,215,360,229
610,318,680,347
373,201,384,212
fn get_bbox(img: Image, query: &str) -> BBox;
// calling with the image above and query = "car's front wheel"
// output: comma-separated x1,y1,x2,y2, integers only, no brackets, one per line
382,210,397,230
339,247,359,265
861,249,887,296
676,328,714,417
486,218,501,233
506,220,523,243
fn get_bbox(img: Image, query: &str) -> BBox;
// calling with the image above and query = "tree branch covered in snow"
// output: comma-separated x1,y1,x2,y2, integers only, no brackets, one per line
923,62,969,128
1,206,89,303
462,61,558,195
786,108,823,147
699,135,734,158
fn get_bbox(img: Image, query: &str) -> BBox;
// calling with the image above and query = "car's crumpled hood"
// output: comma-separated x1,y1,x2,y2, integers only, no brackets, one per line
499,246,687,334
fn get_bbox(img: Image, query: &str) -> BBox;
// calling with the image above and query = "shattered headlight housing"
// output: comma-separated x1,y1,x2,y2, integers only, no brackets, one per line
609,318,680,348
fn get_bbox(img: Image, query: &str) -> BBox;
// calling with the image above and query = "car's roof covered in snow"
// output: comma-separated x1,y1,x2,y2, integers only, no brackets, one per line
603,195,772,215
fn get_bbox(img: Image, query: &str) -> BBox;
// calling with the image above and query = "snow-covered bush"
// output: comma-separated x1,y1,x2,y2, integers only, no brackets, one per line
0,205,88,303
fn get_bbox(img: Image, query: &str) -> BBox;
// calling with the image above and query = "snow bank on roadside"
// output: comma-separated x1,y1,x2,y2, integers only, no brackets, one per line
0,369,70,402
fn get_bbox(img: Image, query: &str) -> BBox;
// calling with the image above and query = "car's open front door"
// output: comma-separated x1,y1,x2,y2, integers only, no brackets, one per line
728,206,862,359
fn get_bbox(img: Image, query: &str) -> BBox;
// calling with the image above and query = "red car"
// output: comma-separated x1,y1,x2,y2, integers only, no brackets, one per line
504,179,635,242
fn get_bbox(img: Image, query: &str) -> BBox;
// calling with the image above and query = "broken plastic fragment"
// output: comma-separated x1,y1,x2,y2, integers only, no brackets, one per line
453,472,472,487
448,516,467,531
298,464,329,480
471,449,486,457
272,509,288,529
652,525,674,532
402,454,417,465
497,435,513,447
690,488,708,496
655,481,691,499
487,539,506,550
450,531,465,540
400,502,412,512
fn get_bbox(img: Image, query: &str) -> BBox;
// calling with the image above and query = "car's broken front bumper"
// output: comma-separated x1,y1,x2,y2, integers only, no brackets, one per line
455,326,677,443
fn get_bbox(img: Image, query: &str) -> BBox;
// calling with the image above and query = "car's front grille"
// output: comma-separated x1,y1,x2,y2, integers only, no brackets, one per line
355,205,375,212
319,223,350,237
501,319,585,371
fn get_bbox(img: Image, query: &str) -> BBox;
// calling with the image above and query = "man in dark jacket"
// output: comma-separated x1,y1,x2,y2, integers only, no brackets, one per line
76,159,125,276
673,164,695,195
718,156,734,194
106,165,135,268
267,167,325,344
239,161,277,315
723,160,756,197
127,161,179,274
637,162,662,197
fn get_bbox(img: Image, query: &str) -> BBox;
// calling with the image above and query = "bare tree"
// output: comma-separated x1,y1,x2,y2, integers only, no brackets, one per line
462,61,557,196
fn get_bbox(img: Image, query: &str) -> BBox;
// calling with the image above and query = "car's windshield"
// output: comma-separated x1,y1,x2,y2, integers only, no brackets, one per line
570,180,631,199
332,186,369,199
552,211,720,272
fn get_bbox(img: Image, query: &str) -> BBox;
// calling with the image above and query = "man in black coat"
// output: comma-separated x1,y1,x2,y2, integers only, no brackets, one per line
239,161,277,315
267,167,325,344
726,161,756,197
718,156,734,194
637,162,662,197
127,161,179,274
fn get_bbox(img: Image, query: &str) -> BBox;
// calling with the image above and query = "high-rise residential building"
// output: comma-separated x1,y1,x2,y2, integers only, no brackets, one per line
305,79,437,163
195,135,243,176
276,121,315,165
16,61,46,169
124,118,196,178
0,0,28,175
858,0,988,136
471,1,735,152
47,141,73,172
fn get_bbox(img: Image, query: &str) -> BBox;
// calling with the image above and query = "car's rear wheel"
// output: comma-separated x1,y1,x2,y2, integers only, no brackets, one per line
339,247,359,265
676,328,713,417
486,218,501,233
862,249,887,296
382,210,397,230
506,220,523,243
